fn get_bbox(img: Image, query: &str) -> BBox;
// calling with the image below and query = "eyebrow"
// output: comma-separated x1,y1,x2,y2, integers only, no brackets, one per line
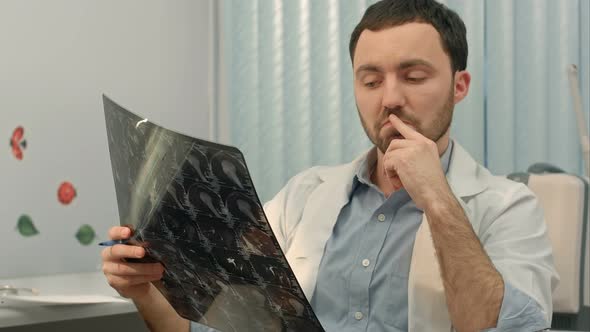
355,64,382,76
355,59,435,76
398,59,434,70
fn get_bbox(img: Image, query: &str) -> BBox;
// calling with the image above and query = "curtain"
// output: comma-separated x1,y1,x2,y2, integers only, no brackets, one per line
218,0,588,202
485,0,589,175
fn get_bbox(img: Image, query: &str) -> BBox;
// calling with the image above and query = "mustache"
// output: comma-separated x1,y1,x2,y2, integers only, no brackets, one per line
377,107,416,128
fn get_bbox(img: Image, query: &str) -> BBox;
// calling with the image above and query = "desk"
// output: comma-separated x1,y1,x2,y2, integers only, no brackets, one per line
1,273,586,331
0,272,138,328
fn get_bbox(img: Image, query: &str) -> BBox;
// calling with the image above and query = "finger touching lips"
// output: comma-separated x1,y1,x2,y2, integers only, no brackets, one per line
388,114,420,139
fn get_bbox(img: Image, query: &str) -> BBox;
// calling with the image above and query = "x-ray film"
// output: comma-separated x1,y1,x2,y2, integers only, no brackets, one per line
103,95,325,332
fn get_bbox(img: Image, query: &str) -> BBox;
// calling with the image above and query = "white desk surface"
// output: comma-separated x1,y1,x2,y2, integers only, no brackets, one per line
0,273,586,330
0,271,137,328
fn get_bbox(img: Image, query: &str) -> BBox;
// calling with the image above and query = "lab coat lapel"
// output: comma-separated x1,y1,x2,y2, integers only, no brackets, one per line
408,142,487,331
408,215,453,331
285,155,364,300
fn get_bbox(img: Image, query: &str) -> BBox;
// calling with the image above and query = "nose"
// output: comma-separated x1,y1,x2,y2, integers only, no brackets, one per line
381,75,406,110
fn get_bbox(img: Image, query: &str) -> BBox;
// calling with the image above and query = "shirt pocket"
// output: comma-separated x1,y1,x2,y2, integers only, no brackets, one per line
384,273,409,330
312,270,350,325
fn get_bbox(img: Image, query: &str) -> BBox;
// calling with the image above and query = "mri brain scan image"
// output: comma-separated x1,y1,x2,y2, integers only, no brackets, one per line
104,96,324,332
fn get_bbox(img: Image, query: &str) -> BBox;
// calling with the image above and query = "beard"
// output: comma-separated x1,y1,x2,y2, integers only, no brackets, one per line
358,85,455,154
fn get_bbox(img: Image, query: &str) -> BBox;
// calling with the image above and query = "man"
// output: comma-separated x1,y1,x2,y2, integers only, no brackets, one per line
101,0,558,331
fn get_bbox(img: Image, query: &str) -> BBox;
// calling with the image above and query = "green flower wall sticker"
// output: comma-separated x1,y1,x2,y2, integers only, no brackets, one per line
16,214,39,237
75,224,96,245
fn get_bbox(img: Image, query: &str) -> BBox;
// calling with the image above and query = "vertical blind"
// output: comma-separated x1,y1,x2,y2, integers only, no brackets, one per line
219,0,589,202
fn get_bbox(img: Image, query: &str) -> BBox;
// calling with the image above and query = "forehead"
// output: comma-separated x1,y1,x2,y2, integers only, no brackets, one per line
353,22,450,71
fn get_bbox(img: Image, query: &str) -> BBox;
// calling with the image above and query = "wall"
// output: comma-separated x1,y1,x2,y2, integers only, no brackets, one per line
0,0,212,278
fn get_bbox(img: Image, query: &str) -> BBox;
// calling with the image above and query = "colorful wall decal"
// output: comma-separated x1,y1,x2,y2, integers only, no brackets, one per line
16,214,39,237
75,224,96,245
9,126,27,160
57,181,77,205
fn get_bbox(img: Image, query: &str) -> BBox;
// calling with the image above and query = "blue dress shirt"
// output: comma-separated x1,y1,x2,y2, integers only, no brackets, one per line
311,140,549,332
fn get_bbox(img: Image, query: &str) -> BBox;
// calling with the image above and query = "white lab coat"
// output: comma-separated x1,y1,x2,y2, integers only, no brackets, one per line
264,142,559,331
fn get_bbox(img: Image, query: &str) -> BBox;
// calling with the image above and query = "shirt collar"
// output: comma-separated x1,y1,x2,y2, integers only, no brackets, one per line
353,139,455,190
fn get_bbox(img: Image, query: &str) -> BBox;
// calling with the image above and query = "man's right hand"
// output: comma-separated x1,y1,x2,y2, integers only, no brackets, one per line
101,226,164,301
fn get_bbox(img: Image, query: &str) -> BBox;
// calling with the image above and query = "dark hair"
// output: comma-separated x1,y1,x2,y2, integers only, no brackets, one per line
349,0,468,72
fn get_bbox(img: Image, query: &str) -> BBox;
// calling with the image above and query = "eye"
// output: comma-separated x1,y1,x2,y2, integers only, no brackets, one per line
364,80,381,88
406,76,426,83
406,71,428,83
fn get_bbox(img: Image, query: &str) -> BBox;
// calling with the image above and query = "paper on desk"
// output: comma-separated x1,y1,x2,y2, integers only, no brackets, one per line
0,294,130,307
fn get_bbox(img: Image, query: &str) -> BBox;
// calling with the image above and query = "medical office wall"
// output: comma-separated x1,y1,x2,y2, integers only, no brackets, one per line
0,0,213,278
217,0,590,203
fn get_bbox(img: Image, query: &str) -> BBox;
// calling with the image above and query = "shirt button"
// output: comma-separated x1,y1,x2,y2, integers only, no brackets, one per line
354,311,364,320
377,213,386,222
362,258,370,267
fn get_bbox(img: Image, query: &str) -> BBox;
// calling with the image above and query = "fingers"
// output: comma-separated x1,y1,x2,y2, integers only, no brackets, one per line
101,244,145,261
102,226,160,300
105,273,162,289
390,176,403,191
103,261,164,276
102,256,164,298
385,131,437,156
383,147,405,191
383,164,404,191
388,114,423,140
386,138,413,153
108,226,132,241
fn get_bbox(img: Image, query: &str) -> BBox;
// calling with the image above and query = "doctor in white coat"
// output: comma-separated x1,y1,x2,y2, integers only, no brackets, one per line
101,1,558,331
263,0,559,329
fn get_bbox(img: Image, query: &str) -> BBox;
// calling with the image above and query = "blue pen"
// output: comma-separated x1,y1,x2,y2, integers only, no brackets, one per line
98,239,129,246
